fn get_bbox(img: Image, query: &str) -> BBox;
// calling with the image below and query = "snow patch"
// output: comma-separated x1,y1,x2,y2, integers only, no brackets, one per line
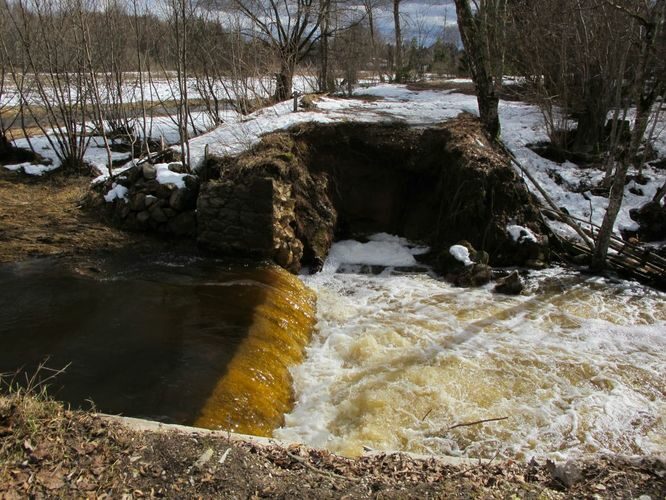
619,221,640,232
367,233,429,255
324,233,429,272
449,245,473,266
104,183,129,203
155,163,186,188
507,225,538,243
3,162,58,176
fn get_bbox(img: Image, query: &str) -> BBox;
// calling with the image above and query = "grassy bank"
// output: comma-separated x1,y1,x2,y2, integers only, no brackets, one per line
0,169,195,265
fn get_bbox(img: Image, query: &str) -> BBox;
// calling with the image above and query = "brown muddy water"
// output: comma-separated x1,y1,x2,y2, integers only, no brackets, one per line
0,256,315,436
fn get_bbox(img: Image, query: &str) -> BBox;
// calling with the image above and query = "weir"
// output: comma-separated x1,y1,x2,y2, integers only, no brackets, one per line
194,265,316,435
7,116,663,461
0,259,316,435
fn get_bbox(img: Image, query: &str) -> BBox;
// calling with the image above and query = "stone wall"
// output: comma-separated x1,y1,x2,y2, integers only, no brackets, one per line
88,163,199,237
197,176,304,273
196,133,336,272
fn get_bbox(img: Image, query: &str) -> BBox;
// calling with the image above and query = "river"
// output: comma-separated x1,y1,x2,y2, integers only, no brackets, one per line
1,241,664,462
276,237,666,461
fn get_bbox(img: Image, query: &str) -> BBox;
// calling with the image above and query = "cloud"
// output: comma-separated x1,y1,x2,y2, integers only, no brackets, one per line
371,0,459,46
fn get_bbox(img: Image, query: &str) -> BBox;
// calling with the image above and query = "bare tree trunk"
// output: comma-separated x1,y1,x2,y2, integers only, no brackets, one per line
393,0,403,82
275,55,295,101
319,0,333,92
364,2,379,80
79,7,113,177
453,0,502,141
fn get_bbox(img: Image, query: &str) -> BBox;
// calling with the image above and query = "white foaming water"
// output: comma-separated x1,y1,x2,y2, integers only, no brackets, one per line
276,237,666,461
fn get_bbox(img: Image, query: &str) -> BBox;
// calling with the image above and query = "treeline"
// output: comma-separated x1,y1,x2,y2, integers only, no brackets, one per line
454,0,665,268
0,0,466,172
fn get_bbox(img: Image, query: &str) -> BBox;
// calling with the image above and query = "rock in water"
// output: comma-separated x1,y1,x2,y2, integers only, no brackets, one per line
494,271,524,295
454,263,492,287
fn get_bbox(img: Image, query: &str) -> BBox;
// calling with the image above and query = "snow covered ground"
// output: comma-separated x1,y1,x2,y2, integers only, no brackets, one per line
185,83,666,242
0,74,320,108
6,110,235,175
5,81,666,240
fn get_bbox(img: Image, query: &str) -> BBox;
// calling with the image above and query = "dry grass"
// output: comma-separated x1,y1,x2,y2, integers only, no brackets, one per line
0,169,190,264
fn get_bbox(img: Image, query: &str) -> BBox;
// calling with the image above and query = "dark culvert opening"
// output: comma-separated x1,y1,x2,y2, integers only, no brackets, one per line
197,114,547,272
302,123,442,243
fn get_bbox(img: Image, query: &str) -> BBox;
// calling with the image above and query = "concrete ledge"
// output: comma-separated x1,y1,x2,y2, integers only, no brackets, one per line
101,414,477,467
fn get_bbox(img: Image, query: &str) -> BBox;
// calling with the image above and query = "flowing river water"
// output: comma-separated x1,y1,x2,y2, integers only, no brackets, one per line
276,237,666,461
0,239,664,462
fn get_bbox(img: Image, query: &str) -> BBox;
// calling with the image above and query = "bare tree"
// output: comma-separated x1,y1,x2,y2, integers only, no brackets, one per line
230,0,328,101
3,0,95,173
392,0,404,82
592,0,665,268
362,0,386,80
453,0,508,140
0,3,15,152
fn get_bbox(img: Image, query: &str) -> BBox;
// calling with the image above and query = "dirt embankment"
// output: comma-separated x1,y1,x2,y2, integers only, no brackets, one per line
1,393,664,499
0,169,194,265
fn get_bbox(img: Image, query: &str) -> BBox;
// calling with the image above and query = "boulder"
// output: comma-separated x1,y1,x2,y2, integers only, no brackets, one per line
123,166,142,184
454,263,492,287
168,162,186,173
156,182,176,199
630,201,666,242
128,192,146,212
184,174,200,192
506,227,550,268
144,180,160,192
169,211,196,236
149,206,168,223
142,164,157,180
136,210,151,225
117,202,131,219
169,188,193,211
494,271,524,295
436,241,476,273
436,241,492,287
145,195,158,208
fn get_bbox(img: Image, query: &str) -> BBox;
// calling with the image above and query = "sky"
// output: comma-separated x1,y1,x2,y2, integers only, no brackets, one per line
374,0,459,46
150,0,460,48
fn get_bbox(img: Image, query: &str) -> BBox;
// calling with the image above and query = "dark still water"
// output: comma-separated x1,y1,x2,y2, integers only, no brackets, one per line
0,257,315,435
